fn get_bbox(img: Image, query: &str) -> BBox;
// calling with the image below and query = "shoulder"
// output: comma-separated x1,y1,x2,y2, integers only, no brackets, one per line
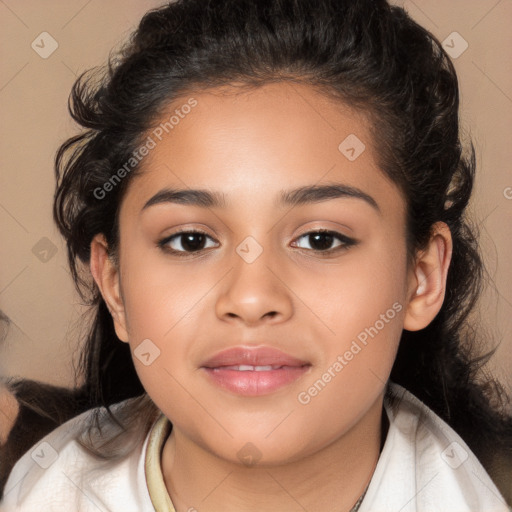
0,398,157,511
360,382,510,512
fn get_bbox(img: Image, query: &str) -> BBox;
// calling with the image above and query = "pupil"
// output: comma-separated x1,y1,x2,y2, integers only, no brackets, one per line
183,233,205,251
310,233,333,251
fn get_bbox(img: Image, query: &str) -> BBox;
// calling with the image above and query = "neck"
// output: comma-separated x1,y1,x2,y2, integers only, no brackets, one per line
161,394,387,512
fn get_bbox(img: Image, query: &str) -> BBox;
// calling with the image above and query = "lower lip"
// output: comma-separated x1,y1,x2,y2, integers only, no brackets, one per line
202,366,311,396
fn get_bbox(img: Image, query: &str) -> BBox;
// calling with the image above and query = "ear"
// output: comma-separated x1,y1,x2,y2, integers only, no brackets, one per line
89,234,129,343
403,221,453,331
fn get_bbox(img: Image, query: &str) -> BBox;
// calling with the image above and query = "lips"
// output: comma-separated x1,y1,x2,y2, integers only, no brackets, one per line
201,346,311,396
202,346,309,368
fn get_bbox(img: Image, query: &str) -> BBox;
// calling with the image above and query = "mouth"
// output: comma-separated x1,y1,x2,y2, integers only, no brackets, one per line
200,346,312,396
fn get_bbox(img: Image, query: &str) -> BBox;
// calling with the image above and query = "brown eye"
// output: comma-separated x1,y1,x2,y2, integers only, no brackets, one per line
158,230,218,255
293,230,357,253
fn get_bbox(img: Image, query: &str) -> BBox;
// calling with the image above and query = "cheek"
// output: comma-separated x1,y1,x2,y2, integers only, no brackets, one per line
294,235,408,344
119,248,209,340
292,236,407,405
115,249,205,390
118,267,200,414
293,290,405,450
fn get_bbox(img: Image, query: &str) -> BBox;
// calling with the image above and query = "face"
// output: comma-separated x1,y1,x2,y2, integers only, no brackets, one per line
98,82,418,465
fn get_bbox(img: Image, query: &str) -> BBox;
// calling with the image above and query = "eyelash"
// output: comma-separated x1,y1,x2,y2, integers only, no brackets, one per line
157,228,358,258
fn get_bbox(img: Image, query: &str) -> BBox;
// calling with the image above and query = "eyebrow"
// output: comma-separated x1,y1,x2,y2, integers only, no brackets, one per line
142,183,380,213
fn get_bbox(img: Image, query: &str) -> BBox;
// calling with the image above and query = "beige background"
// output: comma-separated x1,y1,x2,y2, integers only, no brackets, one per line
0,0,511,392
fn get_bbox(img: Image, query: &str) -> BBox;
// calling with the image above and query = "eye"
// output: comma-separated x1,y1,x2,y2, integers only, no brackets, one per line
291,229,357,254
158,229,218,255
157,228,357,257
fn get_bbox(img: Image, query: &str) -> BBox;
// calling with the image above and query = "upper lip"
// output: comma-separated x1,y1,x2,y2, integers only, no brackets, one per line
201,346,310,368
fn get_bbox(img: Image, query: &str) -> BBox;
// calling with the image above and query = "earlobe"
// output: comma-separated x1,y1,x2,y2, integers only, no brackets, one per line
89,234,130,342
403,222,453,331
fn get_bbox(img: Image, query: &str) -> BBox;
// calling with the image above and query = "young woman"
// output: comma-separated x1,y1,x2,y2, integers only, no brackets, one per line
2,0,511,510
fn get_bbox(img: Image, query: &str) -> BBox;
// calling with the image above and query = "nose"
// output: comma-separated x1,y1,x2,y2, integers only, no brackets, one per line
215,247,294,327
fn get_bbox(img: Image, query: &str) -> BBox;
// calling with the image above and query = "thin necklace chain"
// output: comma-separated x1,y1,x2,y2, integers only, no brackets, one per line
348,406,387,511
349,483,369,512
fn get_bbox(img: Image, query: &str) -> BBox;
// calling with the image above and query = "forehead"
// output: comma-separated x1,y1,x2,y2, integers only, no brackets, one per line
121,82,404,219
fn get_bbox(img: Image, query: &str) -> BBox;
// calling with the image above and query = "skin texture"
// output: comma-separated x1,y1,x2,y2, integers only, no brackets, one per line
90,82,452,512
